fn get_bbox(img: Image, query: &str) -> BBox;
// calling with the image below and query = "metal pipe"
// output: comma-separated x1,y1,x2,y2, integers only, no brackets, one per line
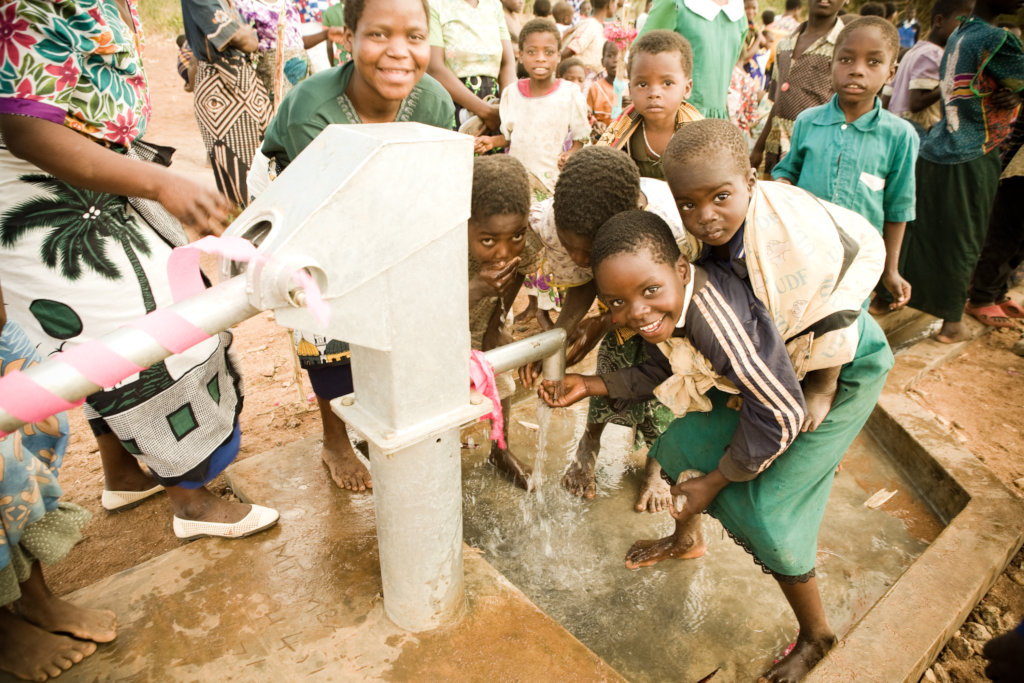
0,276,259,435
482,328,566,381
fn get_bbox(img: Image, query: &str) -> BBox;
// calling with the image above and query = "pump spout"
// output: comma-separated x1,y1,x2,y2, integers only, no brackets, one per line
482,328,567,382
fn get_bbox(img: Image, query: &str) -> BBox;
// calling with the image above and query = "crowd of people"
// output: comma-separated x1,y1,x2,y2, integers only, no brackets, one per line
0,0,1023,679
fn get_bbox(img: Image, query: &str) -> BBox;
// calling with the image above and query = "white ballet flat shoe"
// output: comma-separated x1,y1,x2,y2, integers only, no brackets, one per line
172,504,280,540
101,485,165,511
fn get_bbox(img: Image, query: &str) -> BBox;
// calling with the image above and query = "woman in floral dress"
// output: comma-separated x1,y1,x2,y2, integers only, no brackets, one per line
0,0,278,540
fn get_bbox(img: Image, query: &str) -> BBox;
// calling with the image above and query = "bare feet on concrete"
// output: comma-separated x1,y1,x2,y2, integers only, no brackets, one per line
936,320,971,344
635,458,672,512
624,517,706,569
318,397,372,492
562,425,599,499
15,563,116,644
758,631,837,683
0,608,97,681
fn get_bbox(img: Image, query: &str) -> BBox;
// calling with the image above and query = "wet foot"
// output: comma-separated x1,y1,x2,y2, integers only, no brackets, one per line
935,320,970,344
801,389,836,433
758,632,836,683
624,532,706,569
562,426,599,498
635,468,672,513
489,445,534,491
322,443,372,492
15,593,116,644
0,609,97,681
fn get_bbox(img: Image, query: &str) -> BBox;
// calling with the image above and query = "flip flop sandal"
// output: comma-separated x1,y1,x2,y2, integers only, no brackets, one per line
965,303,1016,328
999,298,1024,318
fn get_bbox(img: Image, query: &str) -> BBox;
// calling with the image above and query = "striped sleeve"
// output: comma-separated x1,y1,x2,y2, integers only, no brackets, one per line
687,274,806,482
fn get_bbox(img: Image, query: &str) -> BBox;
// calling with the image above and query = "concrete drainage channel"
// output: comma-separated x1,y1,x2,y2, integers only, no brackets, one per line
804,310,1024,682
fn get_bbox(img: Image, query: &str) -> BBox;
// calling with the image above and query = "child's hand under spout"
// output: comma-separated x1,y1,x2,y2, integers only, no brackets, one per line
537,374,605,407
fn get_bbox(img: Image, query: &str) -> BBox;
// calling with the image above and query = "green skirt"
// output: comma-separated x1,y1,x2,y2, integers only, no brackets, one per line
899,151,1002,321
650,312,893,579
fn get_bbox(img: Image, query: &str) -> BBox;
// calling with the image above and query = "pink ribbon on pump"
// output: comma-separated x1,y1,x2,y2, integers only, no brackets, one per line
468,350,506,449
0,236,329,437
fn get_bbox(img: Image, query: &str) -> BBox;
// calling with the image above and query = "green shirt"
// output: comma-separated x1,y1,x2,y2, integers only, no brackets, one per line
772,95,919,233
261,60,456,167
639,0,747,119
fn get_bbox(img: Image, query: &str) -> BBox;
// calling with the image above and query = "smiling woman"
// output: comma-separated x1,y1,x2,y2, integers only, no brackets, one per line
256,0,456,494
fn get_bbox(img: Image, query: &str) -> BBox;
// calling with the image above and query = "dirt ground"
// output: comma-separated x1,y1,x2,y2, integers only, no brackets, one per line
41,33,1024,682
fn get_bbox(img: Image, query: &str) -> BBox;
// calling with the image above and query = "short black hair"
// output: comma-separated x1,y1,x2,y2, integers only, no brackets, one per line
344,0,430,32
553,146,641,237
557,56,585,77
836,15,900,61
519,17,562,50
663,118,750,179
932,0,972,20
762,9,775,24
884,1,896,17
533,0,552,16
627,30,694,79
784,0,801,11
591,210,682,273
602,40,619,59
858,2,887,16
552,0,573,22
590,0,608,12
472,155,530,220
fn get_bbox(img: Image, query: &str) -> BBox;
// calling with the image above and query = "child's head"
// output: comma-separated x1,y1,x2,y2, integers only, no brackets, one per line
627,30,693,124
519,18,562,81
662,119,755,247
558,56,587,88
858,2,886,16
533,0,552,17
469,156,531,265
552,1,573,24
581,0,594,15
832,16,899,104
744,0,759,25
808,0,846,21
762,8,776,25
929,0,972,45
591,210,689,343
341,0,431,104
784,0,801,13
553,146,642,268
601,40,619,79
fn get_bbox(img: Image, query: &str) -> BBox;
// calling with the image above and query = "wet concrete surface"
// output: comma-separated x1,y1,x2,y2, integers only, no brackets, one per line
461,397,941,682
22,435,622,682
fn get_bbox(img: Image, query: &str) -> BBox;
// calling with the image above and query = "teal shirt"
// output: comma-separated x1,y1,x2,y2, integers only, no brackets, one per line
771,95,919,233
261,61,456,167
639,0,746,119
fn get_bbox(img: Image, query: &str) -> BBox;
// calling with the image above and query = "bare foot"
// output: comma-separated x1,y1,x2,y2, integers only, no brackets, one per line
0,609,97,681
562,426,599,498
322,442,372,492
16,592,116,644
935,320,970,344
96,432,159,492
801,389,836,433
635,459,672,512
489,444,534,491
758,632,836,683
624,523,706,569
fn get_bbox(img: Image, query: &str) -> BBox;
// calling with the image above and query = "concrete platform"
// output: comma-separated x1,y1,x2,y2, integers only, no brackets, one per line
34,436,623,682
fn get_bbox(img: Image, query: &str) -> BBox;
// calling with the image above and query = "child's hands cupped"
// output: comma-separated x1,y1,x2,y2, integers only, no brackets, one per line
156,175,232,237
537,374,587,407
478,257,521,295
881,270,911,310
518,360,542,388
